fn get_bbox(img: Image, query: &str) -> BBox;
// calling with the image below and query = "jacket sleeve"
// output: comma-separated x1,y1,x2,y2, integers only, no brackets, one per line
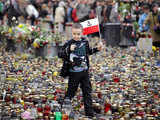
138,15,144,32
144,12,151,25
58,41,71,60
86,41,99,55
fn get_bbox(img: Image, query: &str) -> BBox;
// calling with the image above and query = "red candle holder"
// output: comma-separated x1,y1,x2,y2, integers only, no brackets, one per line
13,97,17,104
97,92,102,99
113,77,120,83
43,110,50,117
42,98,47,104
148,34,152,38
42,71,46,76
5,94,11,102
62,114,69,120
37,106,43,112
151,111,158,116
44,105,51,111
137,111,145,117
24,104,28,110
104,103,111,113
154,94,158,99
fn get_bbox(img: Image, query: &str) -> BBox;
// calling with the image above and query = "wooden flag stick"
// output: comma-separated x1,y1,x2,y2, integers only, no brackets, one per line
97,16,103,43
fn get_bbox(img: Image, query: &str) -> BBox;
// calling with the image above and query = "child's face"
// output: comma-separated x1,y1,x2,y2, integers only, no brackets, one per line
72,28,83,41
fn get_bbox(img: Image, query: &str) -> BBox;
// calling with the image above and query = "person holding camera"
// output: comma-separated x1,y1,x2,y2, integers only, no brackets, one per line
58,23,102,118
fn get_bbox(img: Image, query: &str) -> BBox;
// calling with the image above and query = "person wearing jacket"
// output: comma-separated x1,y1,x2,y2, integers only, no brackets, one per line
103,0,113,23
25,2,39,25
4,0,21,26
143,3,160,47
58,23,102,118
72,0,91,22
55,1,66,33
138,4,150,32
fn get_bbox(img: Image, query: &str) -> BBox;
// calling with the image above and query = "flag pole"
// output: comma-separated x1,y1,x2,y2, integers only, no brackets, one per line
97,15,103,46
97,16,102,41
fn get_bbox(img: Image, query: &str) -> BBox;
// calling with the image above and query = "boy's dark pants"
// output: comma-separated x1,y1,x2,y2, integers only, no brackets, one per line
65,71,93,115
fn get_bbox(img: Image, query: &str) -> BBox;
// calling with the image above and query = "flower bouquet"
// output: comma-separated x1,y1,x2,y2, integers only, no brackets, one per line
32,35,49,49
118,1,131,21
32,27,53,49
152,46,160,57
32,26,65,49
0,25,9,36
14,24,32,46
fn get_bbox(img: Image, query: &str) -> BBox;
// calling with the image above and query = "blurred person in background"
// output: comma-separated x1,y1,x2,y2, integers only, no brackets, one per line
103,0,113,23
73,0,91,22
109,0,119,23
89,0,96,19
5,0,21,26
55,1,66,33
156,0,160,6
39,2,54,30
40,4,48,18
0,0,4,25
66,0,73,22
52,0,59,21
71,0,80,22
146,0,156,11
17,0,29,24
25,1,39,25
134,0,144,22
138,4,150,32
95,0,104,24
30,0,43,11
137,0,146,7
144,3,160,47
47,1,54,29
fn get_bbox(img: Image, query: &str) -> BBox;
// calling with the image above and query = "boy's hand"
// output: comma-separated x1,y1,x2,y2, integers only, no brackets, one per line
70,44,76,51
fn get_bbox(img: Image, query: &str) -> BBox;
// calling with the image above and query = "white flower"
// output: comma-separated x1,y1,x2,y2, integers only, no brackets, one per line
122,9,127,13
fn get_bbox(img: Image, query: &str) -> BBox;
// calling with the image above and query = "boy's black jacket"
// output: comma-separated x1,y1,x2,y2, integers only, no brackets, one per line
58,38,99,78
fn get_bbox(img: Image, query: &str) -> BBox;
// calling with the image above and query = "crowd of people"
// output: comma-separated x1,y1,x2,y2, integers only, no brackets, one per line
0,0,159,36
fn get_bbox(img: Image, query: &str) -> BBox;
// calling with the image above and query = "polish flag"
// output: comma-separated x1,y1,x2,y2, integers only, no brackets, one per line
80,18,99,35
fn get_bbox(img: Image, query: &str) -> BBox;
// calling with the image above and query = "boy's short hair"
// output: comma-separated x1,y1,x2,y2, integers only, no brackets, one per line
72,23,83,30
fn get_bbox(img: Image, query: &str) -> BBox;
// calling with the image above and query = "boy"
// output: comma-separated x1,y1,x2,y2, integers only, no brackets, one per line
58,23,102,118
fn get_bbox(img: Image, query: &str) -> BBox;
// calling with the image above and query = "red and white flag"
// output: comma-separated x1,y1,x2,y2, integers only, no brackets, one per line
80,18,99,35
